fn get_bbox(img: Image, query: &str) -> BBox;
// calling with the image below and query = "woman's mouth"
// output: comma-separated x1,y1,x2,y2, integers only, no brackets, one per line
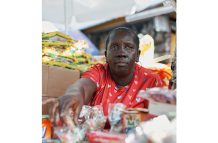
115,61,128,66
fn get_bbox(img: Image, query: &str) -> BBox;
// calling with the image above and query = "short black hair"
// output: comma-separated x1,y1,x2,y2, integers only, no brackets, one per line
105,27,139,51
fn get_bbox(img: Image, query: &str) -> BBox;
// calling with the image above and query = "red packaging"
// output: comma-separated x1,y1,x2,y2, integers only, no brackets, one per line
86,131,126,143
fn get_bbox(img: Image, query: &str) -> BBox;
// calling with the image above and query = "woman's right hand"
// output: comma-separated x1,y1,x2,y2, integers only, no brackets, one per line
42,78,97,128
59,94,84,126
42,93,84,128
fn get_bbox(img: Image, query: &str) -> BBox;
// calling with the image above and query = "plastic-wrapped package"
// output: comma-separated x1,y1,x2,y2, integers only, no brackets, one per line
137,88,176,104
52,110,87,143
79,105,92,120
42,31,94,72
83,105,106,131
125,126,151,143
126,115,176,143
108,103,126,133
53,105,107,142
137,89,176,115
54,126,87,143
90,105,104,119
56,108,88,142
138,115,175,143
78,105,93,124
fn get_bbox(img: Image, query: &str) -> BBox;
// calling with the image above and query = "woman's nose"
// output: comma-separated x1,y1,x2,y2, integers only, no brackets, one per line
118,44,126,53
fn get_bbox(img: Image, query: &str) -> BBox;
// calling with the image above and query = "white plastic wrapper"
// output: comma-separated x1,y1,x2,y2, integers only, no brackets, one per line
108,103,126,133
140,115,176,143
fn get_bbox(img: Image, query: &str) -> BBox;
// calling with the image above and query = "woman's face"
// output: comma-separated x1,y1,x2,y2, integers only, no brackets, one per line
106,30,140,77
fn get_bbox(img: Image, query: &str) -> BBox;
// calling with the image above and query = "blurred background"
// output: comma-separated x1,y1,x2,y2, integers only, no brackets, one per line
42,0,176,63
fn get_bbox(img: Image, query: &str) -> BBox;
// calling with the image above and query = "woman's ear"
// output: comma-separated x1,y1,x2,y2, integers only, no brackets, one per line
104,51,107,57
105,51,108,63
136,50,141,62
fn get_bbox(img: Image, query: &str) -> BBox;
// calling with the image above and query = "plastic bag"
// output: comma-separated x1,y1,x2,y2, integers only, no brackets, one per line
83,105,106,131
108,103,126,133
54,126,86,143
125,126,150,143
53,105,106,142
137,88,176,104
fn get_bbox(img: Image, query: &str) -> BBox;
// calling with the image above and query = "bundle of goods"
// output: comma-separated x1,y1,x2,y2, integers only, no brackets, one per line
42,103,165,143
49,105,107,143
42,31,96,72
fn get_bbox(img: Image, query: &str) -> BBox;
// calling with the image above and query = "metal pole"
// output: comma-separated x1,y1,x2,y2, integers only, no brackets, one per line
64,0,69,34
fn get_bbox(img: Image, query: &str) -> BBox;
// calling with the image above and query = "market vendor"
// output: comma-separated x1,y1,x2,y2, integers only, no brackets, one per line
45,27,164,125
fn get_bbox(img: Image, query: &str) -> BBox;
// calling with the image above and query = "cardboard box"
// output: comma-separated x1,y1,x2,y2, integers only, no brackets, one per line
42,64,80,97
42,65,49,96
42,65,80,114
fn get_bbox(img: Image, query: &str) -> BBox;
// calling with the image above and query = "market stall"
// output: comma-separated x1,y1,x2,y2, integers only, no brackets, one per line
42,0,176,143
42,103,176,143
41,31,176,143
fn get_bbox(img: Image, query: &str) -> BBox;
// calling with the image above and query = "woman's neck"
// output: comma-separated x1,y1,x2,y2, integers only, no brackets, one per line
110,70,134,87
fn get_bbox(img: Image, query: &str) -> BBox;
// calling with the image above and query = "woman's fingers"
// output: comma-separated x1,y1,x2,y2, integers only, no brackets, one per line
73,105,82,126
42,98,57,105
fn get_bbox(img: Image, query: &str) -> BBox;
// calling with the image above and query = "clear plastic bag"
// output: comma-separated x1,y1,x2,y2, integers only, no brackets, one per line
54,105,106,142
83,105,106,131
108,103,126,133
137,88,176,104
54,126,86,143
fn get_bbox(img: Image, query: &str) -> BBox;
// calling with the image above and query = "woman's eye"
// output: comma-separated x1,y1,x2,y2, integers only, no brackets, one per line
126,45,134,49
111,45,119,50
